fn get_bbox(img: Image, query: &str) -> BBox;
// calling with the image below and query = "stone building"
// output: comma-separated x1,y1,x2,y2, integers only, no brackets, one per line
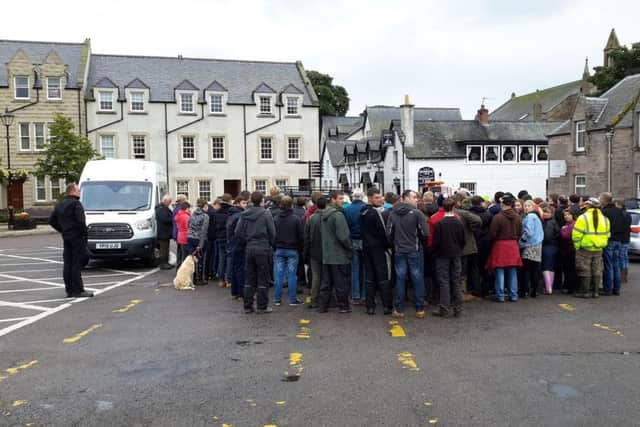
0,39,91,210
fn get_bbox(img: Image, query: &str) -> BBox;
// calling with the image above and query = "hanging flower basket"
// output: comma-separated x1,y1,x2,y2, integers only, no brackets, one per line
0,168,29,186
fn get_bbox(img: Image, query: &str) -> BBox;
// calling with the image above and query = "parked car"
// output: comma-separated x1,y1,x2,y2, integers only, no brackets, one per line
627,209,640,258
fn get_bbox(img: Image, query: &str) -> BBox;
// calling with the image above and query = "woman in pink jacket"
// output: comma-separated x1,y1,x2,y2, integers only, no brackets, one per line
174,202,191,267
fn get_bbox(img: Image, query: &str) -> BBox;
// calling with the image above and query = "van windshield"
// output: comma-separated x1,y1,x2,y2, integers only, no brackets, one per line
81,181,153,211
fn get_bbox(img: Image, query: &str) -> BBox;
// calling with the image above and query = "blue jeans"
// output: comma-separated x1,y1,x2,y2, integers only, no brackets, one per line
620,243,629,269
351,239,365,300
495,267,518,301
215,240,227,280
603,240,622,293
274,248,299,303
394,252,425,312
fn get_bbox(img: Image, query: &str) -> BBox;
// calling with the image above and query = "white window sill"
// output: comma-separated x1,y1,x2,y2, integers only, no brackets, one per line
209,159,227,163
208,112,226,117
285,114,302,119
259,159,275,163
97,110,117,114
178,112,197,116
179,159,198,163
129,111,148,115
257,113,275,118
46,99,63,103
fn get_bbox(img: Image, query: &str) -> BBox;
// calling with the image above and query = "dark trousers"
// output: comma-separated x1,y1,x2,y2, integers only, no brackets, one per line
205,239,217,278
319,264,350,311
465,253,482,296
215,239,227,281
435,256,462,309
425,248,438,304
229,248,245,297
244,246,271,310
520,259,541,297
158,239,170,265
562,252,578,293
63,238,86,296
297,250,307,288
187,238,205,282
363,247,391,310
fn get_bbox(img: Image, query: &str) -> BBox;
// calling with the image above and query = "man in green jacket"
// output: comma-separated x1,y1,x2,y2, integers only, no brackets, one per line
303,196,326,309
319,191,353,313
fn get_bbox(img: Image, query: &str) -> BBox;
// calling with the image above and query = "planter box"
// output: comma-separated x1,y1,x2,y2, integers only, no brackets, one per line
13,219,37,230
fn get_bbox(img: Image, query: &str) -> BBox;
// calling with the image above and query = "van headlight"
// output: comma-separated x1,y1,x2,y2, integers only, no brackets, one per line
136,218,153,230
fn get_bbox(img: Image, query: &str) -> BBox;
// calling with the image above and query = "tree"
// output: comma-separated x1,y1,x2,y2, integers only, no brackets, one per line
591,43,640,93
306,70,350,116
34,113,99,183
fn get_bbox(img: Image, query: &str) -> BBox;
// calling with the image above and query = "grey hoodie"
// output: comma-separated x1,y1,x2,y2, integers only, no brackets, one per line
187,208,210,246
387,202,428,253
235,206,276,250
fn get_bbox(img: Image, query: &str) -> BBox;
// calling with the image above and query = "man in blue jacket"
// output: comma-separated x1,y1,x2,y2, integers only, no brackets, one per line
343,190,367,304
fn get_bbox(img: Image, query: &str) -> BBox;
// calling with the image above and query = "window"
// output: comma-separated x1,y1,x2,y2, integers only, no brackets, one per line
132,135,146,159
260,137,273,160
502,146,516,162
485,146,499,162
275,179,287,188
99,135,115,158
358,151,367,162
536,146,549,161
14,76,29,99
636,174,640,199
130,91,144,112
198,180,211,201
393,150,399,170
47,77,61,100
286,97,298,115
99,91,114,111
34,123,45,150
181,136,195,160
35,176,47,202
287,137,300,160
259,96,272,114
254,179,267,192
180,93,194,113
575,175,586,195
19,123,30,150
176,180,190,199
575,121,586,152
211,136,225,160
467,146,482,162
519,146,534,162
459,182,477,195
51,178,61,200
210,94,223,113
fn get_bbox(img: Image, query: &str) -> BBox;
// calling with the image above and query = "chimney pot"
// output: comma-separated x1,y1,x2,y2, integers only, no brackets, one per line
476,104,490,125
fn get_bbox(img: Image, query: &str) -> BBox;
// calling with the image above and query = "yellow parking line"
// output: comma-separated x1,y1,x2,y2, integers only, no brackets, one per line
397,352,420,371
63,324,102,344
113,299,143,313
12,400,27,407
296,319,311,339
0,360,38,382
558,303,576,312
389,320,406,337
593,323,623,336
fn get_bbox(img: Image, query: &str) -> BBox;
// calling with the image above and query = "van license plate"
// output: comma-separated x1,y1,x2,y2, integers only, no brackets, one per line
96,242,121,249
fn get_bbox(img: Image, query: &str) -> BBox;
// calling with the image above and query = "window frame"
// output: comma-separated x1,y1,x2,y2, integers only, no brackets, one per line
131,134,147,160
46,77,62,100
259,96,272,114
198,179,212,202
287,136,301,161
575,121,586,152
19,122,31,151
575,175,586,195
210,135,226,161
259,136,274,161
466,145,482,163
459,182,477,195
484,145,500,163
34,122,46,151
536,145,549,162
14,76,29,100
98,90,115,112
35,176,47,202
286,96,299,116
501,145,517,163
176,179,190,200
275,178,288,188
253,178,268,193
50,177,62,200
180,135,196,161
209,93,225,114
129,91,145,112
518,145,535,163
178,92,195,114
99,134,116,159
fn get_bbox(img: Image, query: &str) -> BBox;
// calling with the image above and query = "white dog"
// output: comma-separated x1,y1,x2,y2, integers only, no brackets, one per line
174,255,196,290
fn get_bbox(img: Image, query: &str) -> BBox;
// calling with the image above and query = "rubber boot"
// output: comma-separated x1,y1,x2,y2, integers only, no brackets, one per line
574,277,590,298
622,268,629,284
543,271,554,294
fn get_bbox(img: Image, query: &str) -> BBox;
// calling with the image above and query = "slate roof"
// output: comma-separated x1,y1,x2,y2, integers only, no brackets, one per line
175,79,198,90
390,119,560,159
365,105,462,138
205,80,227,92
321,116,363,139
125,78,149,89
490,80,582,121
94,77,118,88
325,139,347,167
549,74,640,136
87,54,317,105
0,39,86,88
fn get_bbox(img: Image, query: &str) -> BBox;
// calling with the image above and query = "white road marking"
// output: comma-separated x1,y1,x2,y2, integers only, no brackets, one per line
1,268,60,275
0,254,63,264
0,317,31,323
0,303,72,337
0,300,50,312
20,298,69,304
0,287,64,294
0,273,66,288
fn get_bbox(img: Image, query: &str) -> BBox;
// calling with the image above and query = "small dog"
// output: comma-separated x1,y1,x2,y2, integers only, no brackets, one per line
174,255,196,290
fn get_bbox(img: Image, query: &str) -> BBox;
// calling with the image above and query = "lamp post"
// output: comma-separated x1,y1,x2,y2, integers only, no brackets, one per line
605,127,615,193
1,107,15,230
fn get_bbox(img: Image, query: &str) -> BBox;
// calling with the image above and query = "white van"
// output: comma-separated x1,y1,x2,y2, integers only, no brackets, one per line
79,159,168,266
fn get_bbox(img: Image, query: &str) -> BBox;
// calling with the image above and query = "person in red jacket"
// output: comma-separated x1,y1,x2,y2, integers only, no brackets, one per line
175,202,191,267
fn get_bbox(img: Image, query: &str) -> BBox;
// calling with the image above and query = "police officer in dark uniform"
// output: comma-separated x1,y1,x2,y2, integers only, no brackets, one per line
49,183,94,298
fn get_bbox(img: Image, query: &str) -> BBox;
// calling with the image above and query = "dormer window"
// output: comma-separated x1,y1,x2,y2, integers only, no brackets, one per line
575,121,586,152
537,146,549,161
180,93,194,113
210,94,224,113
467,146,482,162
502,146,516,162
46,77,62,100
286,96,299,115
485,146,499,162
259,96,272,114
98,91,114,111
130,91,145,112
14,76,29,99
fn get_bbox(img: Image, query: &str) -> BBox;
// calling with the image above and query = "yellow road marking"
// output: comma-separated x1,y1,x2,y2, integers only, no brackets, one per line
593,323,623,336
424,402,433,406
12,400,27,407
275,401,286,405
1,360,38,382
397,352,419,371
264,424,278,427
299,319,310,325
222,424,234,427
305,296,311,304
296,320,311,339
428,418,439,424
558,303,576,312
389,320,406,337
63,324,102,344
113,299,143,313
290,352,303,366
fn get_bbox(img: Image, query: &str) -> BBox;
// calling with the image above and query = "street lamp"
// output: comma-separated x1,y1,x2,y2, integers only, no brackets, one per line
1,107,15,230
605,127,615,193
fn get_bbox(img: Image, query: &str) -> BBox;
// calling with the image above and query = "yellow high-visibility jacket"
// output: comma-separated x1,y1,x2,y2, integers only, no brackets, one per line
572,208,610,251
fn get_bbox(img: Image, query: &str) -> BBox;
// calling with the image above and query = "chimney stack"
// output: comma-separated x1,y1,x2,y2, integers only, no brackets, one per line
400,94,414,147
476,104,489,125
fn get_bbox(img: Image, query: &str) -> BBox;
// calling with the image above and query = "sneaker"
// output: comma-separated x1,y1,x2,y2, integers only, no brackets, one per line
431,308,449,318
289,299,304,306
72,291,94,298
416,310,426,319
493,297,505,303
613,291,621,296
339,308,352,313
256,307,273,314
392,310,405,318
274,300,282,306
574,293,590,298
218,280,227,288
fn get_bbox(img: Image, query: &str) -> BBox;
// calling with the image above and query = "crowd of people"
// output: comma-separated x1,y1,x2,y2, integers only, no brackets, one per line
155,186,631,317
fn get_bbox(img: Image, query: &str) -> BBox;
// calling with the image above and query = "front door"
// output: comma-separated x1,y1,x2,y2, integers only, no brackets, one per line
7,182,23,209
298,179,313,192
224,180,241,198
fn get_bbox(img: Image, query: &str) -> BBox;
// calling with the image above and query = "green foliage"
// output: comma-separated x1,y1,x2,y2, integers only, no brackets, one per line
306,70,350,116
591,44,640,92
34,113,99,183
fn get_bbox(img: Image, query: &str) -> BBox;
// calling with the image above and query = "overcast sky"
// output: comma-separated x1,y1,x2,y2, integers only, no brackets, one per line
4,0,639,118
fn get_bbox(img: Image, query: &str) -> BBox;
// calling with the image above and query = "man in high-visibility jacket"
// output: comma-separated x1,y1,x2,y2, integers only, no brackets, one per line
572,197,611,298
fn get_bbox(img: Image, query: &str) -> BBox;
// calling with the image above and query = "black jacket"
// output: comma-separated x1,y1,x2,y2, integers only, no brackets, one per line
155,204,173,240
432,216,465,258
226,206,245,251
602,204,627,242
210,203,232,241
274,208,304,251
387,203,429,253
236,206,276,250
49,195,87,241
555,204,568,226
542,218,560,246
360,205,389,250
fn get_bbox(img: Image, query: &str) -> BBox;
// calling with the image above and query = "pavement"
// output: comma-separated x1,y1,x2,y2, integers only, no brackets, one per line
0,225,57,239
1,234,640,426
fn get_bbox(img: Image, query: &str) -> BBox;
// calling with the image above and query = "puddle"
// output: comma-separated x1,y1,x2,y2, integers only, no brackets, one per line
548,383,582,399
96,401,113,412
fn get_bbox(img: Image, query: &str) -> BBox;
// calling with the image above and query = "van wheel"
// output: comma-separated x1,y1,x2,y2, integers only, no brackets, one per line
145,246,161,267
